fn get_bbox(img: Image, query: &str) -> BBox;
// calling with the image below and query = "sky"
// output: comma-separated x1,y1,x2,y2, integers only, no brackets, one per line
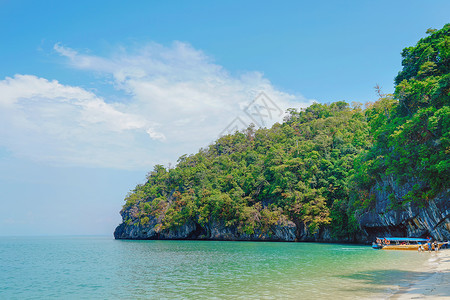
0,0,448,236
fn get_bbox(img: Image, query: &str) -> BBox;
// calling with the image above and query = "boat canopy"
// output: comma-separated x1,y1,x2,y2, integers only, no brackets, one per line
376,237,430,242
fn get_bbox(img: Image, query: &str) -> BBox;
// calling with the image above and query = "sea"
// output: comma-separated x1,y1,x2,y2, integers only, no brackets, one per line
0,236,435,299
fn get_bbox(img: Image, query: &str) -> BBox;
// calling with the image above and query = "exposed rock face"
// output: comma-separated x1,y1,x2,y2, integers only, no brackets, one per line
202,220,298,241
114,213,298,241
114,220,197,240
113,207,355,242
358,177,450,242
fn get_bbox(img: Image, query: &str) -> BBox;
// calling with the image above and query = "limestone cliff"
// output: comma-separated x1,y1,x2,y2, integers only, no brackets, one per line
113,204,351,242
358,177,450,242
114,212,297,241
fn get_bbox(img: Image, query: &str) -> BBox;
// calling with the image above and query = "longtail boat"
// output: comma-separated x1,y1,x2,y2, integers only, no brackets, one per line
372,237,440,250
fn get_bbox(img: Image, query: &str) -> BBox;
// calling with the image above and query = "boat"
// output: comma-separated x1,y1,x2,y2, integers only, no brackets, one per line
372,237,438,250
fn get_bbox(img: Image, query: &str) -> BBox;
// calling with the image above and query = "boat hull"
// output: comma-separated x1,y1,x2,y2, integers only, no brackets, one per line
380,243,443,251
381,244,420,250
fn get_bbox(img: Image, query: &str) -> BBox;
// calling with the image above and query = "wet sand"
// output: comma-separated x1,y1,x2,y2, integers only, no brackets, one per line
391,249,450,299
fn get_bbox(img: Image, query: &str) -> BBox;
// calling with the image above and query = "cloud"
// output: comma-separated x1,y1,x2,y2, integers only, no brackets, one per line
0,75,163,168
0,42,314,170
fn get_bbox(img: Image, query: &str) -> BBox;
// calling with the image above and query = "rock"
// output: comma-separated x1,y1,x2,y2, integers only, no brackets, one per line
114,209,298,241
358,176,450,242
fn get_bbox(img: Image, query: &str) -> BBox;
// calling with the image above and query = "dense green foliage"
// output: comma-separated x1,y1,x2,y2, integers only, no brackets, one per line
121,24,449,238
352,24,450,209
123,101,369,238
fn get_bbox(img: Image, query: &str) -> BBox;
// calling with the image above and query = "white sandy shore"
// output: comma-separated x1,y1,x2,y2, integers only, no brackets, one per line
391,249,450,299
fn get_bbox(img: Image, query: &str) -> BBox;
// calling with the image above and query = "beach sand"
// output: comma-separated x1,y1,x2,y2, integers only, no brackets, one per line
391,249,450,299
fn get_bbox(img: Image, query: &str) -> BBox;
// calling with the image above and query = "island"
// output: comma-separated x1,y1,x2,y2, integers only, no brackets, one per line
115,24,449,244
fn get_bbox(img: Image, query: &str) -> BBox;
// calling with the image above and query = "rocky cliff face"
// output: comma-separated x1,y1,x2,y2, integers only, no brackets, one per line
113,205,349,242
114,215,298,241
358,177,450,242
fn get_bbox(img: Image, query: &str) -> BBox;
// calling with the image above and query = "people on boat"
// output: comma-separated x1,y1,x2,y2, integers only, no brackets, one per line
373,237,434,250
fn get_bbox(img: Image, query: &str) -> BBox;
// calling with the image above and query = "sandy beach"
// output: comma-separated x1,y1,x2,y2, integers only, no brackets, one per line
391,249,450,299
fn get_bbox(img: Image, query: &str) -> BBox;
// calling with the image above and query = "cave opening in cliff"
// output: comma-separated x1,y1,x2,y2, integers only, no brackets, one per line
188,223,207,239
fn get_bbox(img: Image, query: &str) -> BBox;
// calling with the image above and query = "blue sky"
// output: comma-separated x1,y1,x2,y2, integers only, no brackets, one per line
0,0,448,236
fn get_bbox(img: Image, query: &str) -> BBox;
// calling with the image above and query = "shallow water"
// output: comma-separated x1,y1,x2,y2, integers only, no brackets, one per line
0,236,433,299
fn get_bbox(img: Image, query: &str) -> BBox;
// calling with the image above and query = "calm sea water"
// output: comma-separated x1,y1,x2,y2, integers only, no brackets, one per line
0,236,433,299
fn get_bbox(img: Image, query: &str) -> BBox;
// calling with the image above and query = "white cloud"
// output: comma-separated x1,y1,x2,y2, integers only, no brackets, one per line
0,75,163,168
0,42,314,170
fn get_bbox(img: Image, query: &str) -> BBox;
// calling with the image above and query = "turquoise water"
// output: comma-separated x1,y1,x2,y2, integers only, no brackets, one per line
0,237,432,299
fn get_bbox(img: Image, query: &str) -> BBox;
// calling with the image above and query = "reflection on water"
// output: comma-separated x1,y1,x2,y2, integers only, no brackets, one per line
0,237,433,299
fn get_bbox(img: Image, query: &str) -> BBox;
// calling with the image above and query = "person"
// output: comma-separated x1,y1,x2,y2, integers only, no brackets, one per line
434,241,438,251
428,240,432,252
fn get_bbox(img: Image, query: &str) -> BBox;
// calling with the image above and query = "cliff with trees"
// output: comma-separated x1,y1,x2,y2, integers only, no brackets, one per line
115,24,449,242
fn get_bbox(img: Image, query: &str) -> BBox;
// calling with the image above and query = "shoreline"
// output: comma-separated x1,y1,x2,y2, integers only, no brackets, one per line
390,249,450,299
